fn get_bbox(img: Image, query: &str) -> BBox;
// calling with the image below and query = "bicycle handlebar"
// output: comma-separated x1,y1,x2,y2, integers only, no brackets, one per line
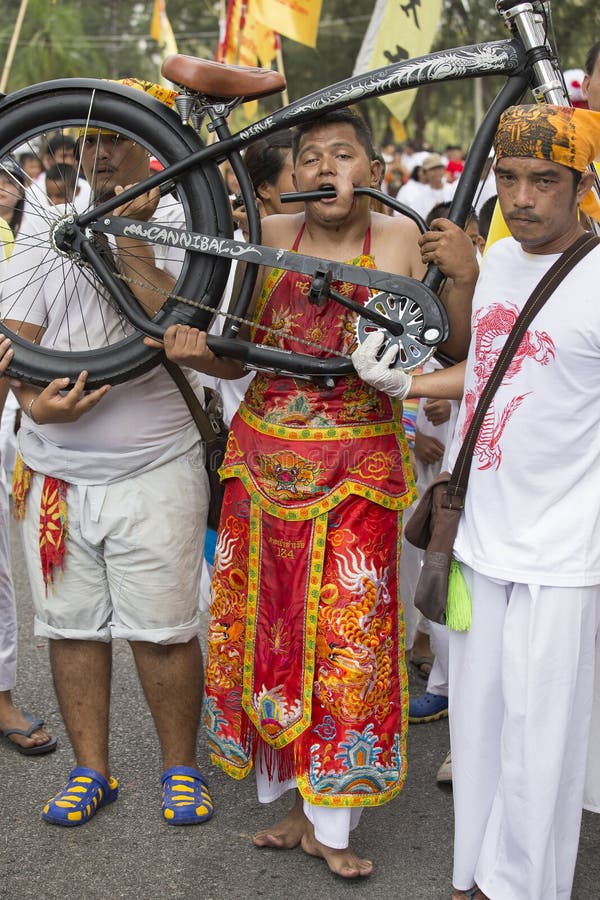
279,188,430,233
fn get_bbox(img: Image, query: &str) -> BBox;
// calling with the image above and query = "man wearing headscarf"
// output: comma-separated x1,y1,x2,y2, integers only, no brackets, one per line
353,103,600,900
4,80,214,829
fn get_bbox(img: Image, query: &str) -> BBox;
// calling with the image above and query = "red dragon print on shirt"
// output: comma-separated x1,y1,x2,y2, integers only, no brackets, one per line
461,302,555,470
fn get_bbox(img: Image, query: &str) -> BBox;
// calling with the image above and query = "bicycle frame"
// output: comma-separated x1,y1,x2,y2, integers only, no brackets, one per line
2,0,596,384
81,40,529,343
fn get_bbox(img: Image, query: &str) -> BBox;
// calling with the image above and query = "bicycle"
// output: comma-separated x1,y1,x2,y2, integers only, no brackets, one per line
0,0,596,388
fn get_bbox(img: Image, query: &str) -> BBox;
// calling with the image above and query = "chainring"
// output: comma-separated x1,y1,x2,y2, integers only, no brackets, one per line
356,291,444,371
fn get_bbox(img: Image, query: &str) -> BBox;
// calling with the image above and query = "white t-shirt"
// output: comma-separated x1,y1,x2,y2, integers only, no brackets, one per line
394,179,427,217
5,195,205,484
448,237,600,587
398,181,456,223
24,173,91,222
414,357,459,493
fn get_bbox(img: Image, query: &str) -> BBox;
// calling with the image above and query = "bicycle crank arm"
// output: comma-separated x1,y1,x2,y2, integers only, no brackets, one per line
98,217,449,345
328,287,404,336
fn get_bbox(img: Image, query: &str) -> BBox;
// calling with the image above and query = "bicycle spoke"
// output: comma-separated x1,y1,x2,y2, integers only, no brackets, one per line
0,82,231,385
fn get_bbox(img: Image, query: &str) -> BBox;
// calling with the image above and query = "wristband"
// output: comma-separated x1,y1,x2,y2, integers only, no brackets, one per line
27,396,40,425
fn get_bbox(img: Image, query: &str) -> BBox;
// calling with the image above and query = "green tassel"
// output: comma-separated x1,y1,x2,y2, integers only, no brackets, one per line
446,558,472,631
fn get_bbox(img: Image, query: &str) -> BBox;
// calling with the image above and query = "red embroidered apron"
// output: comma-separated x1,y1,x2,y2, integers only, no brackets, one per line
205,226,417,807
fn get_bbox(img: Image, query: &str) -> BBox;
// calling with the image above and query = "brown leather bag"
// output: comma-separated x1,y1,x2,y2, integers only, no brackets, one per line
404,471,461,624
404,232,599,624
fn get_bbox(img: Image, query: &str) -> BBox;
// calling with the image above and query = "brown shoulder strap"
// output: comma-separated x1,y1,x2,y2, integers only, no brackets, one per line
162,357,222,444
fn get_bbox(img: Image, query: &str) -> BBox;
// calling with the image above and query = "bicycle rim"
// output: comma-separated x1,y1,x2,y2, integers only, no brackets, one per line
0,81,231,387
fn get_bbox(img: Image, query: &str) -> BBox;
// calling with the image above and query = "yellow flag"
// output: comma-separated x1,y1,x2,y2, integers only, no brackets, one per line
253,0,322,49
390,115,407,143
253,22,277,68
219,0,243,65
219,2,277,120
483,202,511,254
150,0,178,58
354,0,443,124
242,3,277,68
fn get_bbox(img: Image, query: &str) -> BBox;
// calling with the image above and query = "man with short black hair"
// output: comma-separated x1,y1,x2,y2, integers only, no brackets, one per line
158,107,476,878
25,134,90,217
44,164,81,207
354,102,600,900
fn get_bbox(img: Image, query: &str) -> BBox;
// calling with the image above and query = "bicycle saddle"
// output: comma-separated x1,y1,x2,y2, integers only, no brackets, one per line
161,55,286,101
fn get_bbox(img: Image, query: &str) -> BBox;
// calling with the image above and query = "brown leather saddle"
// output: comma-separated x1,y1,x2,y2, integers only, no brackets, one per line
161,55,286,102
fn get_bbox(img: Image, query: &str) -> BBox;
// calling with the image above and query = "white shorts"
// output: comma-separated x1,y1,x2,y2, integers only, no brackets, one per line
0,477,17,690
20,446,209,643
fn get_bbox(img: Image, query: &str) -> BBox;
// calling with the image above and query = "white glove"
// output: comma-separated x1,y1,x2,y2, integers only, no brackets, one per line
351,331,413,399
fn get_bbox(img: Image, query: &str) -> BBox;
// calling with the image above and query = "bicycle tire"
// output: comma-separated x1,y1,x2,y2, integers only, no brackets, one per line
0,79,232,387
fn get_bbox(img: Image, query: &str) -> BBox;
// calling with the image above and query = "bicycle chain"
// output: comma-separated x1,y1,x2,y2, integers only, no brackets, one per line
111,268,351,359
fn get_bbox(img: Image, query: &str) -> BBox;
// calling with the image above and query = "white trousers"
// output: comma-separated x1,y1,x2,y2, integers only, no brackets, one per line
427,620,449,696
584,634,600,812
449,566,600,900
0,477,16,691
255,753,363,850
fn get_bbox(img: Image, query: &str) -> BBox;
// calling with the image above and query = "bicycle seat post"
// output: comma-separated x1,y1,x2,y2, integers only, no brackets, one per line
498,1,569,105
202,104,264,340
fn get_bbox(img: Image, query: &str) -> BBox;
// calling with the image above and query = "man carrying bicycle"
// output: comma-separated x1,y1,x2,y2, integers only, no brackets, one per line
156,107,476,878
3,94,215,829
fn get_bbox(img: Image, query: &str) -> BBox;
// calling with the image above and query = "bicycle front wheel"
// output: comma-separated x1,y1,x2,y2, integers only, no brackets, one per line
0,79,231,387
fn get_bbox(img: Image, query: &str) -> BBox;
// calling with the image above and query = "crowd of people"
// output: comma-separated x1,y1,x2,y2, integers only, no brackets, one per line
1,40,600,900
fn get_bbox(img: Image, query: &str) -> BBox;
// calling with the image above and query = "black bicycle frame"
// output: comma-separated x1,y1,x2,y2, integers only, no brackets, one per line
66,38,531,354
30,0,589,380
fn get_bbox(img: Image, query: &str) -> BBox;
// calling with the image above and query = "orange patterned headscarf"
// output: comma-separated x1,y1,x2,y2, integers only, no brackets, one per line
115,77,178,108
77,78,178,139
494,104,600,221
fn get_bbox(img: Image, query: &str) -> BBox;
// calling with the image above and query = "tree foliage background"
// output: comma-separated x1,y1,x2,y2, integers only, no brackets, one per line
1,0,598,149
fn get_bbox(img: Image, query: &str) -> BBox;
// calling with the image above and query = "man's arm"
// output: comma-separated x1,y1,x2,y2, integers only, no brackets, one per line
143,258,267,380
145,325,247,379
112,186,175,317
9,371,110,425
379,214,476,364
418,218,479,362
352,331,466,400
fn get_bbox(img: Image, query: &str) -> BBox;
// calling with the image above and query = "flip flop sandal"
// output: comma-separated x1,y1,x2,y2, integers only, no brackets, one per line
409,655,434,679
161,765,214,825
1,713,58,756
42,767,119,826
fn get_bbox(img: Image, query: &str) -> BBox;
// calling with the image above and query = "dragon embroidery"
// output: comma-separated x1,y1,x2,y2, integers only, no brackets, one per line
462,301,555,469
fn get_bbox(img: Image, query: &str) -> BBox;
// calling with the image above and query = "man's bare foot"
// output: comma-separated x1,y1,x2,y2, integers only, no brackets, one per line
253,791,309,849
301,823,373,878
0,693,54,752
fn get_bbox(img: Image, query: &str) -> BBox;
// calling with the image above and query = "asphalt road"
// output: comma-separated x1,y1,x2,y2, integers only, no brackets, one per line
1,519,599,900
